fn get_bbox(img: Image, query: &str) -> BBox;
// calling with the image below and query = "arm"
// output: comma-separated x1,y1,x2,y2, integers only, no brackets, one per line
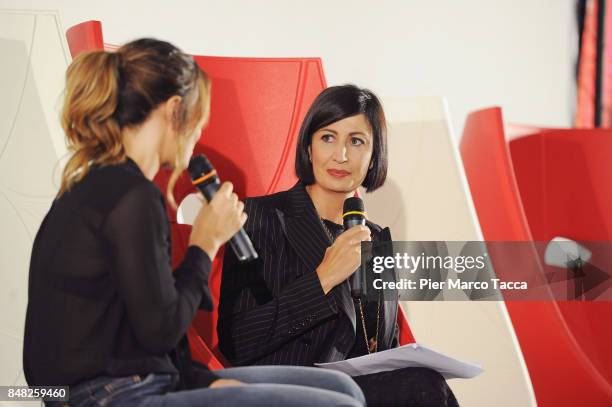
218,203,338,365
103,182,213,354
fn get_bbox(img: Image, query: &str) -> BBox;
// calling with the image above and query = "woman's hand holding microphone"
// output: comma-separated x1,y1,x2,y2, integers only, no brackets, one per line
188,181,249,388
189,181,247,261
189,181,247,389
316,225,371,294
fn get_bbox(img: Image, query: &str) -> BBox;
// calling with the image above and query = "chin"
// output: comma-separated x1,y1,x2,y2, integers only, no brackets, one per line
319,177,360,194
159,161,175,171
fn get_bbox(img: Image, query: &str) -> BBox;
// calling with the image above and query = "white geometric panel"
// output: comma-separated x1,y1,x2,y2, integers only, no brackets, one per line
0,190,33,340
177,192,203,225
0,13,35,164
0,9,69,391
364,97,537,407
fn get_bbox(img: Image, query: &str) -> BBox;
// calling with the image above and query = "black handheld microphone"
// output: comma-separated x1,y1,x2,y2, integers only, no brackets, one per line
343,197,367,298
187,154,258,263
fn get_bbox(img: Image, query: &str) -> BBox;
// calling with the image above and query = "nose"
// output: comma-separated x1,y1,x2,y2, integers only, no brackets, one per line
332,143,348,163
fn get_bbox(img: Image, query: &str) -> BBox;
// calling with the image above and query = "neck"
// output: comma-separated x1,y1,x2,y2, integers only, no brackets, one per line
122,121,162,180
306,183,354,224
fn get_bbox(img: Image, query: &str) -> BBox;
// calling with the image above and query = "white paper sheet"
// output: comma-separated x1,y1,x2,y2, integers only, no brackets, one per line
315,343,484,379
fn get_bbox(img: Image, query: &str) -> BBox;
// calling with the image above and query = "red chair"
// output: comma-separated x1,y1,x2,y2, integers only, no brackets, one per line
461,107,612,406
66,20,414,369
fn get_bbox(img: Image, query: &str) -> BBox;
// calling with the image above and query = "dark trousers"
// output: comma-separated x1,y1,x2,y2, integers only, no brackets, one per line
353,367,460,407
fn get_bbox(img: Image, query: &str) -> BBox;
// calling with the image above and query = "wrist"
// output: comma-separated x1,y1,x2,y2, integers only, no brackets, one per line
202,240,220,261
316,266,333,294
191,236,220,260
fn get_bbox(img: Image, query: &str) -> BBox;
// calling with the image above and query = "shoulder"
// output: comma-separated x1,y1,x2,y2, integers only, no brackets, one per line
244,189,287,211
241,190,289,243
83,162,163,215
243,189,289,222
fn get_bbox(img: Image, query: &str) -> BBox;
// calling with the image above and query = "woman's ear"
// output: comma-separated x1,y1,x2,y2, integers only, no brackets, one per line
308,145,312,162
163,95,183,132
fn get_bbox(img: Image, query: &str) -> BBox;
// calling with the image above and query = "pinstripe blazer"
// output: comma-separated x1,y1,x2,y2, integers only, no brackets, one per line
218,182,398,367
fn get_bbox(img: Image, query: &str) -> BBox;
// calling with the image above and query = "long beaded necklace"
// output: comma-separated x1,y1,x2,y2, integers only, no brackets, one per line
320,218,381,354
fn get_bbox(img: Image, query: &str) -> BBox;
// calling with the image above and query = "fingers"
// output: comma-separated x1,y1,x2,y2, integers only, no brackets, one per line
226,193,246,229
338,225,371,244
211,183,238,208
230,192,239,207
239,212,248,227
217,181,234,197
347,224,371,235
210,378,247,388
354,224,371,234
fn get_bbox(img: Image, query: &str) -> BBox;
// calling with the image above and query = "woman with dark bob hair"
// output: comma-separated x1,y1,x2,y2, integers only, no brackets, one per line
23,40,367,407
219,85,459,406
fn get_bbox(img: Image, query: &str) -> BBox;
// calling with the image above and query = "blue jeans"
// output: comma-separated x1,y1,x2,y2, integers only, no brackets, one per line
51,366,365,406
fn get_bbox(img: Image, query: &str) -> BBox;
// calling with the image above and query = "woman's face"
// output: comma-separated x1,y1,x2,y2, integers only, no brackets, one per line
180,121,205,166
160,115,204,169
157,95,206,168
309,113,374,193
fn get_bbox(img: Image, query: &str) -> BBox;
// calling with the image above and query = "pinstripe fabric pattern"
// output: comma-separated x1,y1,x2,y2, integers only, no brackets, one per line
218,182,398,367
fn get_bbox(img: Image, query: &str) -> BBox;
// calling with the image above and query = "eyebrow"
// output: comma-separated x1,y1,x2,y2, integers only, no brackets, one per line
318,128,337,134
317,128,371,138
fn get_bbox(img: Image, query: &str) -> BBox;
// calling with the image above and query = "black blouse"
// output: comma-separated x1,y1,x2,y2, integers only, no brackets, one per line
23,158,218,387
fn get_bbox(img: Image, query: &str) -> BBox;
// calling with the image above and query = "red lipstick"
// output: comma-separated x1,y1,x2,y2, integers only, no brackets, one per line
327,169,350,178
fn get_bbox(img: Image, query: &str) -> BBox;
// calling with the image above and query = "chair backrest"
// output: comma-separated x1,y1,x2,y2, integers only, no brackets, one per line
460,107,533,241
160,54,327,365
509,129,612,386
509,129,612,241
461,107,612,406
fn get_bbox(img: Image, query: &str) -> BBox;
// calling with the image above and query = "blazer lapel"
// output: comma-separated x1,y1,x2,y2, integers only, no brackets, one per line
276,183,357,332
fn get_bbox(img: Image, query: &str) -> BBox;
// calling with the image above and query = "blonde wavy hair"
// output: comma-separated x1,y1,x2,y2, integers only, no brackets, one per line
59,38,210,208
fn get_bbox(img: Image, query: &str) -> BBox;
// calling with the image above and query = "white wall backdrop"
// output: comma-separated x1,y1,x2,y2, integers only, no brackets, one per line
1,0,574,137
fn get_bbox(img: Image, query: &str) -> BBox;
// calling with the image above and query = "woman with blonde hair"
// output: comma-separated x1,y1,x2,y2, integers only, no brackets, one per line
23,38,364,406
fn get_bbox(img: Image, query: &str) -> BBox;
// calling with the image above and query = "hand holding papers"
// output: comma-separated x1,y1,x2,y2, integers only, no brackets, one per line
315,343,483,380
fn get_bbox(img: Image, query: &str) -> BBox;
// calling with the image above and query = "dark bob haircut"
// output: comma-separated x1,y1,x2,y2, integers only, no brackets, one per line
295,84,388,192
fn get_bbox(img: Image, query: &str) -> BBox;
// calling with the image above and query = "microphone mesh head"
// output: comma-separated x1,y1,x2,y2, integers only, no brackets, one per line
188,154,214,180
343,196,364,214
